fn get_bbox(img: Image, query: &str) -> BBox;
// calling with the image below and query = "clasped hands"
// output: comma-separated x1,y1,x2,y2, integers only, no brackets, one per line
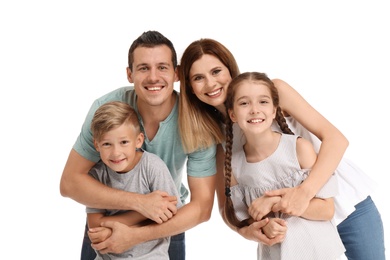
241,186,311,246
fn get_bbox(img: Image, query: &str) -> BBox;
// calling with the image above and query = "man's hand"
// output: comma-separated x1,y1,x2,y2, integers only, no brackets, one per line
265,187,311,216
136,191,178,223
248,195,281,221
90,221,140,254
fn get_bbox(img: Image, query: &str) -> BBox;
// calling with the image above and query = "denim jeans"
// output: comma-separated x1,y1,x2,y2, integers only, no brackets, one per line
337,196,385,260
81,223,95,260
80,223,186,260
169,232,186,260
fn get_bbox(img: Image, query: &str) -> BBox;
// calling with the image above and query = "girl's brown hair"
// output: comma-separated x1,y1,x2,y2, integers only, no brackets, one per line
223,72,294,228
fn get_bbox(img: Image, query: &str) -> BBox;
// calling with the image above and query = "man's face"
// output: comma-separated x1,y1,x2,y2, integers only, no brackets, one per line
127,45,178,107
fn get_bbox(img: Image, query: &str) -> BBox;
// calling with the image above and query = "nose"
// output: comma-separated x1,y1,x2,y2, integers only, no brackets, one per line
205,75,216,88
147,67,159,82
250,104,259,114
111,145,122,157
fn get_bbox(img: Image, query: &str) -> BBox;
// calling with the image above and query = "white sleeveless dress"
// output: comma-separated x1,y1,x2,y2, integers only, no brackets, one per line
231,133,345,260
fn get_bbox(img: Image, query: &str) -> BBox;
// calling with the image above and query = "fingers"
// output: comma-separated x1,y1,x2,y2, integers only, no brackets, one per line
165,195,178,203
264,188,286,197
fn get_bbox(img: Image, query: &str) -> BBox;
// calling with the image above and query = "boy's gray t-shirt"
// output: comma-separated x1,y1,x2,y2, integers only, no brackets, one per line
73,86,217,202
87,151,183,259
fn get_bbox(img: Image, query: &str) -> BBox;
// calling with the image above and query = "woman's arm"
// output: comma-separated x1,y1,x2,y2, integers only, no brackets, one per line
267,79,348,216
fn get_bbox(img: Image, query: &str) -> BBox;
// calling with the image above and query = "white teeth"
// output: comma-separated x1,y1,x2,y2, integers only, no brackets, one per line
147,87,162,91
249,119,264,123
207,89,221,96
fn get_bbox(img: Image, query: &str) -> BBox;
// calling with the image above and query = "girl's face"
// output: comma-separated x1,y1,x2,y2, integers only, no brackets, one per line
229,81,276,135
189,54,232,110
94,123,144,173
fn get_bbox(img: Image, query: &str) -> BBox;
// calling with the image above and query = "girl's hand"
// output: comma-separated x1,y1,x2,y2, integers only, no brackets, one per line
248,195,281,221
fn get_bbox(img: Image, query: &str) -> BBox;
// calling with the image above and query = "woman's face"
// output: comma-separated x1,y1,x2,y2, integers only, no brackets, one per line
189,54,232,109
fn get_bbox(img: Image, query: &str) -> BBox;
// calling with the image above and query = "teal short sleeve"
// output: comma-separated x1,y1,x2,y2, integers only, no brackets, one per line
186,144,217,177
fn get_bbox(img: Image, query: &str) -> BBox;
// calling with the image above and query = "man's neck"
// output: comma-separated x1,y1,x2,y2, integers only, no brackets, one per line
137,93,176,140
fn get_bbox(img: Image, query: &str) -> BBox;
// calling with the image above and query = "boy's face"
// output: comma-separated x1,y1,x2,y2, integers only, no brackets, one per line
127,45,179,108
94,122,144,173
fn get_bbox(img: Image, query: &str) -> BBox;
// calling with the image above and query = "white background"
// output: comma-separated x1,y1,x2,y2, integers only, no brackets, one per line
1,1,388,259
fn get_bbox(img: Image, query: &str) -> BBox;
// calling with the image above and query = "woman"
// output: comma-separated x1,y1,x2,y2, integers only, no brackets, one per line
178,38,385,259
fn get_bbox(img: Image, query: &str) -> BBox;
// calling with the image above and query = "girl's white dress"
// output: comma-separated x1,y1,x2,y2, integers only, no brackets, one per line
231,133,345,260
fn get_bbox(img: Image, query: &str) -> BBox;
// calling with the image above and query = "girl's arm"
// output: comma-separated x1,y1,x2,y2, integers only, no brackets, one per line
267,79,348,216
215,145,284,246
301,197,335,221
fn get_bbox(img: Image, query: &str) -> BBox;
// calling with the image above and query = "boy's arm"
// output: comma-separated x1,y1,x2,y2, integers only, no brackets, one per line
60,149,177,223
88,211,147,229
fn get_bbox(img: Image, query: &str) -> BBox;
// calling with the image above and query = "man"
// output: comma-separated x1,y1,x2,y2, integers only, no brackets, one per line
60,31,217,260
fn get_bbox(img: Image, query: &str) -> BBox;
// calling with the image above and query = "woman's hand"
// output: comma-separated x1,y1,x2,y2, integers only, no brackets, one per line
265,186,312,217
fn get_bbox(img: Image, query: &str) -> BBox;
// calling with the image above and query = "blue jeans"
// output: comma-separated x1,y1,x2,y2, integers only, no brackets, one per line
169,232,186,260
337,196,385,260
81,223,95,260
80,223,186,260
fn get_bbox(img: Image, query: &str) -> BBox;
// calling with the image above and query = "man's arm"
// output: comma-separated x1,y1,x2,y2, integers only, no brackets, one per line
91,174,216,254
60,149,177,223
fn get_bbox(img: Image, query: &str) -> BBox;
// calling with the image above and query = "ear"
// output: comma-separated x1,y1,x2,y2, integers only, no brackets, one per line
228,109,237,123
136,132,144,149
272,107,277,119
174,66,179,82
93,139,100,152
126,67,134,83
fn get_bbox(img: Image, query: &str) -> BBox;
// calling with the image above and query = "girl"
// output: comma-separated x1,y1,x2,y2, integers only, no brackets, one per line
223,71,345,259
